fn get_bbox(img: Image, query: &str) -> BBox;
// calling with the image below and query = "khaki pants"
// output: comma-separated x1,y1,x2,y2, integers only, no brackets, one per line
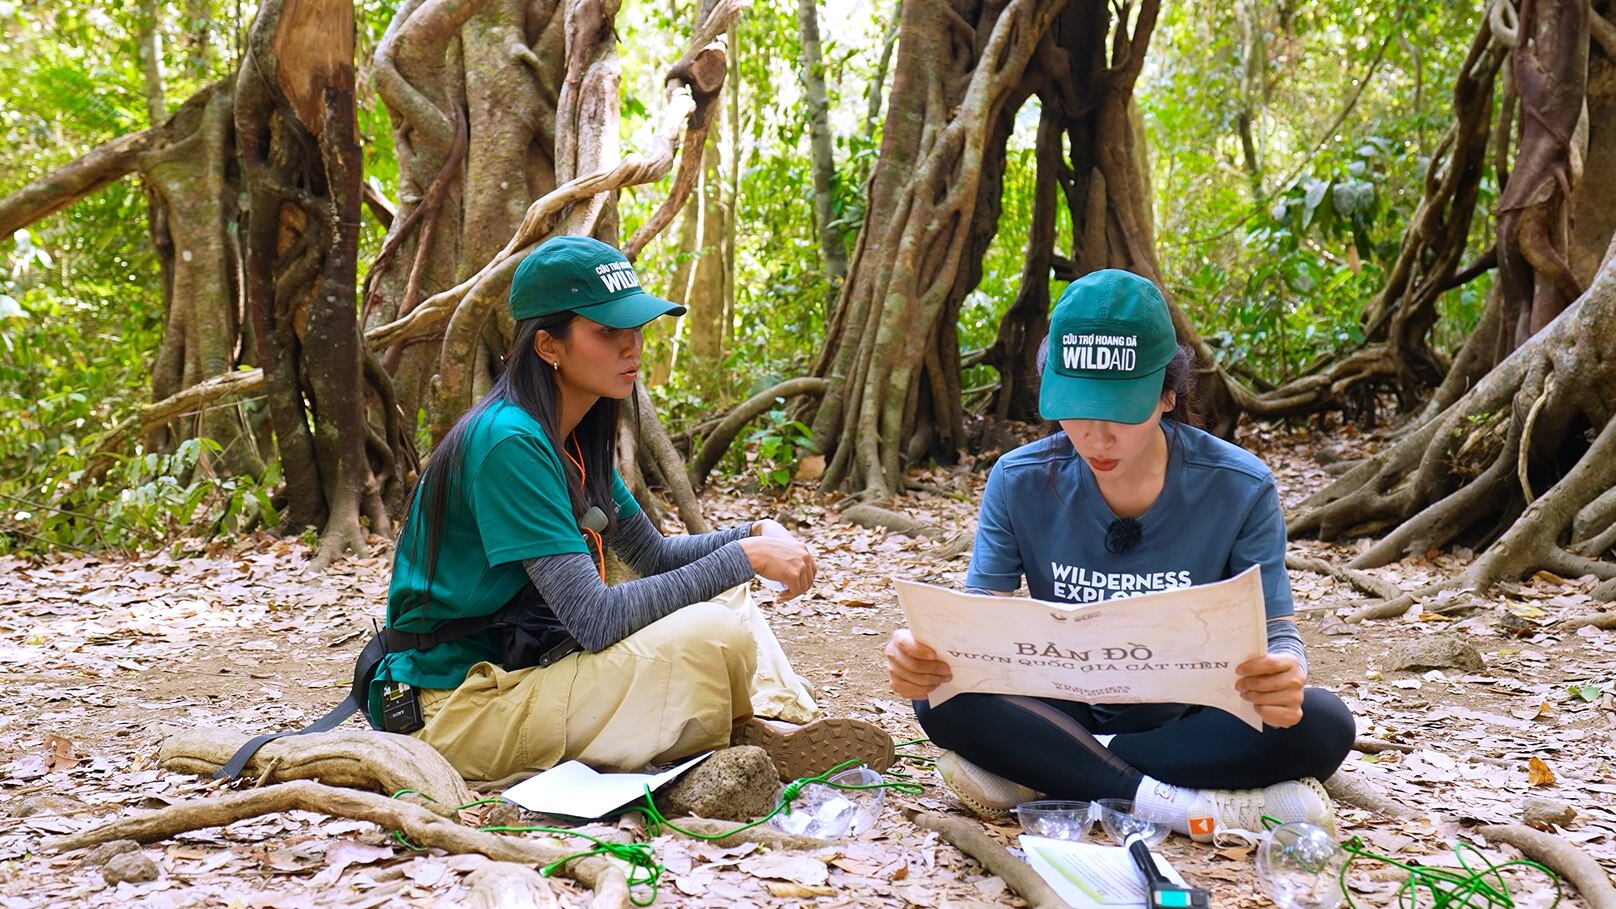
414,585,818,781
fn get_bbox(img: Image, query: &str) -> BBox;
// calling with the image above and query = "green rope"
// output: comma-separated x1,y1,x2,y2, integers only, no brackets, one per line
1256,816,1562,909
388,761,926,906
629,758,923,842
1339,836,1559,909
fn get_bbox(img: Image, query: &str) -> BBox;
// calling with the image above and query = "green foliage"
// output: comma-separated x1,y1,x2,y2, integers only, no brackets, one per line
741,404,816,491
3,436,281,557
1569,684,1604,702
0,0,319,556
621,0,892,426
0,0,1516,545
1144,0,1493,385
1190,140,1401,379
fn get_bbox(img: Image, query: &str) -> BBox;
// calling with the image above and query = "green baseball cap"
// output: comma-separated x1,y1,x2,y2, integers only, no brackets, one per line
509,236,686,327
1039,269,1178,424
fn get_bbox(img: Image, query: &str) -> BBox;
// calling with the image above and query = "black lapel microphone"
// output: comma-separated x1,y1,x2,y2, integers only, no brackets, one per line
1105,516,1144,554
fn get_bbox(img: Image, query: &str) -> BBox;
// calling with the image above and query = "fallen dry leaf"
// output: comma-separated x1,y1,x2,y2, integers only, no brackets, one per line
739,852,829,886
43,733,78,773
765,881,836,898
1527,757,1557,787
310,840,395,884
830,857,882,875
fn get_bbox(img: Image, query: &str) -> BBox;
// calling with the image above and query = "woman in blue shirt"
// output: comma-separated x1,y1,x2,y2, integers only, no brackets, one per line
884,270,1354,844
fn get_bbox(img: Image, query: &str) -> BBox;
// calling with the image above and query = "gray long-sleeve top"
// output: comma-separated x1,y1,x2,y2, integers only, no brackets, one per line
521,511,756,652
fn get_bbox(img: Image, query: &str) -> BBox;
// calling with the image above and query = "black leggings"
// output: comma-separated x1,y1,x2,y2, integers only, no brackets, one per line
915,688,1355,799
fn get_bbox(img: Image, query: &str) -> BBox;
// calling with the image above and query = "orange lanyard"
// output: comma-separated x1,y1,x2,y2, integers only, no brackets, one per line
561,434,607,583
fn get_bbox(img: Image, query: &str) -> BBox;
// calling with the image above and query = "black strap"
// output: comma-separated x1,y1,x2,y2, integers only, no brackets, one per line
215,631,389,781
384,581,554,652
384,610,506,653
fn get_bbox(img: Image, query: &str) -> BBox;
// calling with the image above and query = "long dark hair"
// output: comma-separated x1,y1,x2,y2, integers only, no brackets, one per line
404,311,622,610
1034,338,1203,427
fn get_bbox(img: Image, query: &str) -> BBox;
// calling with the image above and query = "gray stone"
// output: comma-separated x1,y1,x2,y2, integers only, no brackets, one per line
82,839,142,866
659,746,780,821
1387,635,1484,672
101,850,159,885
1523,796,1577,830
7,793,86,818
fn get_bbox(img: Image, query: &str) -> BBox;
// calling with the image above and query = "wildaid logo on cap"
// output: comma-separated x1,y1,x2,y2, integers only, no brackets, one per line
594,260,643,293
1060,332,1139,373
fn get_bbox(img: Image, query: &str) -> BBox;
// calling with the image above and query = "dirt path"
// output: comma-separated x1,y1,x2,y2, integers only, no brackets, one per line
1,426,1612,907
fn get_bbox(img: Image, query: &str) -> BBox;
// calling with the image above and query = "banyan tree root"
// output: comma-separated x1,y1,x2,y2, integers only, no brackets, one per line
1292,241,1616,624
687,377,831,489
1284,555,1405,602
839,504,939,539
902,808,1068,909
1562,610,1616,630
158,727,474,817
1473,824,1616,909
663,817,824,850
43,780,631,909
1323,772,1416,820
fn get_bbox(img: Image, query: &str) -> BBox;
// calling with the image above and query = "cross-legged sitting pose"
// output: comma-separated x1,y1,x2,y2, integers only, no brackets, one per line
371,236,892,783
884,269,1354,843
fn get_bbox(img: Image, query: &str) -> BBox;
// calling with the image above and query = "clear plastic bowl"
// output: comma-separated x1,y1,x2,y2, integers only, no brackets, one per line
1092,797,1172,847
1013,799,1095,841
770,766,886,838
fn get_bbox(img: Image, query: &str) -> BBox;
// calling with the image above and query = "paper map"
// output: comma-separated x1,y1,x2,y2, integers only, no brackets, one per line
896,566,1267,729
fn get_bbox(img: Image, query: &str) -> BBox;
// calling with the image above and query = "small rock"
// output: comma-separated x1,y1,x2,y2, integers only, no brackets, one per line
480,801,524,829
1387,635,1484,672
82,840,142,866
659,746,779,821
7,793,87,818
1522,796,1577,831
102,850,159,885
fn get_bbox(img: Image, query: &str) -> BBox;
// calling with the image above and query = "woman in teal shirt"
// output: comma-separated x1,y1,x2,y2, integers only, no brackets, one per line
377,236,891,783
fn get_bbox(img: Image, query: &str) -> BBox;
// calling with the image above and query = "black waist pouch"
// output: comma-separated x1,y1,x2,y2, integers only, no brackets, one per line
491,583,583,669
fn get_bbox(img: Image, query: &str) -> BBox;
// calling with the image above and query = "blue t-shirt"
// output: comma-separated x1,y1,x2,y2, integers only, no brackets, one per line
966,421,1294,622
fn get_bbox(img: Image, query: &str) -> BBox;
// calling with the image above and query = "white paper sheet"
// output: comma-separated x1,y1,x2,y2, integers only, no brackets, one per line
502,752,713,818
896,566,1268,729
1019,836,1188,908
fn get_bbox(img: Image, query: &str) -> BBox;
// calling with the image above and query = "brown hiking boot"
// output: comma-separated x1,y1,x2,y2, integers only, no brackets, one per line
731,717,895,782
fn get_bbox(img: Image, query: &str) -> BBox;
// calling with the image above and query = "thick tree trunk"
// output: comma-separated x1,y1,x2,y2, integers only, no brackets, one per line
1496,0,1588,347
237,0,375,565
1289,237,1616,604
0,81,268,477
685,139,727,400
365,0,495,425
797,0,847,290
138,85,263,478
810,0,1070,497
810,0,1221,493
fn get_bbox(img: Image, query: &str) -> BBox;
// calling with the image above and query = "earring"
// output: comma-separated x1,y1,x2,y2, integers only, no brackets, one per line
550,361,559,370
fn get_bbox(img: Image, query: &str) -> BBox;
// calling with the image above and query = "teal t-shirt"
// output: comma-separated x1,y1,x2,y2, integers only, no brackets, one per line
368,399,639,722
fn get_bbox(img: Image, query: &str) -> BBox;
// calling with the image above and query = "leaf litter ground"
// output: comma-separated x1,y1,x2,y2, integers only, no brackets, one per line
1,423,1613,907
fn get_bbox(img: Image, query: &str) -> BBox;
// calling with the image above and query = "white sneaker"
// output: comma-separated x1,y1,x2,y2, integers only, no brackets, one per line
936,751,1040,818
1185,777,1334,845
